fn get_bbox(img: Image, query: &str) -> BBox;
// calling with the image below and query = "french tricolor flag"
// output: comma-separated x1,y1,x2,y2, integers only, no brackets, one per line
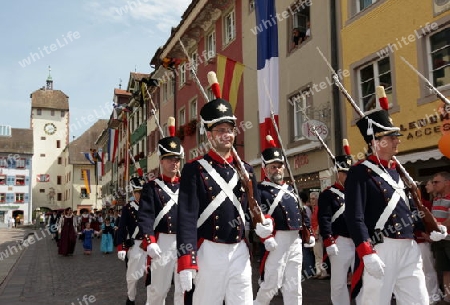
108,128,118,162
256,0,280,150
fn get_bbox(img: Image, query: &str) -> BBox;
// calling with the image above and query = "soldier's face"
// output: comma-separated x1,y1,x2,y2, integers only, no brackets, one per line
208,122,236,152
373,135,400,157
265,162,284,184
160,156,181,176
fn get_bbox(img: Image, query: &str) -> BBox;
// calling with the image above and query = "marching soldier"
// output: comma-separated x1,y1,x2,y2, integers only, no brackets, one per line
318,140,355,305
138,117,184,305
176,72,273,305
344,87,442,304
116,176,146,305
254,135,315,305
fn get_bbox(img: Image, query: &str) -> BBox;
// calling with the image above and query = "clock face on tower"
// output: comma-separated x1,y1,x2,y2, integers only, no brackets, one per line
44,123,57,135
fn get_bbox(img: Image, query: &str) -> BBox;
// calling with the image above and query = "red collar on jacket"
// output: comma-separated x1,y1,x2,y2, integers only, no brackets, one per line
367,155,397,169
160,174,180,183
333,182,344,191
207,150,234,165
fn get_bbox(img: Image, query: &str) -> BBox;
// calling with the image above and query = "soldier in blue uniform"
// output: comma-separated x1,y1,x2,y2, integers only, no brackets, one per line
344,106,432,304
176,71,273,305
116,176,146,305
139,117,184,305
318,140,354,305
254,135,315,305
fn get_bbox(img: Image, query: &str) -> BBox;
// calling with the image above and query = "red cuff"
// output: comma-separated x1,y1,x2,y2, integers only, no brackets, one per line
260,233,275,243
177,253,199,273
141,235,157,250
117,244,125,252
356,241,376,259
323,236,336,248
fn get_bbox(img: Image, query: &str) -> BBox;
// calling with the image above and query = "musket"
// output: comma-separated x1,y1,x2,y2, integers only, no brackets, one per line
263,81,312,241
400,56,450,106
177,40,264,226
141,82,165,137
317,47,440,234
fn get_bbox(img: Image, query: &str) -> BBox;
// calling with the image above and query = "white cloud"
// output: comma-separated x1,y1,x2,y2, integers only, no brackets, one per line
83,0,191,29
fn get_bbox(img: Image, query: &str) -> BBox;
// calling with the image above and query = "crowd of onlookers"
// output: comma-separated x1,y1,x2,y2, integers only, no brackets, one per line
45,208,122,256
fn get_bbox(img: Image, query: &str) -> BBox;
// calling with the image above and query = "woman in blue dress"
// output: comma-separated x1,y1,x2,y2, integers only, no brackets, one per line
100,218,114,254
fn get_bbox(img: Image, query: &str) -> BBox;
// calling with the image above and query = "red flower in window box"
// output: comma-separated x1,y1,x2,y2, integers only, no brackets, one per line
176,125,185,140
184,119,197,136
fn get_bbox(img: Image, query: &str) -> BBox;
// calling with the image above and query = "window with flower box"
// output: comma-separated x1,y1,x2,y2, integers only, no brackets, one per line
15,193,24,203
15,175,25,186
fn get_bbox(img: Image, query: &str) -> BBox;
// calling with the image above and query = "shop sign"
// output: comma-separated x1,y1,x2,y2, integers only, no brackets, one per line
294,154,309,169
398,106,450,140
302,120,328,141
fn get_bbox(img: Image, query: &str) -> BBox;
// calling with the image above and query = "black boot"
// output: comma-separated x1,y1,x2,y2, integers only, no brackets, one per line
126,298,135,305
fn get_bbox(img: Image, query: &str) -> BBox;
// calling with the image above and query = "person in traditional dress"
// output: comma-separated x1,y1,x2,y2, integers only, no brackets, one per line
58,207,77,256
100,218,115,254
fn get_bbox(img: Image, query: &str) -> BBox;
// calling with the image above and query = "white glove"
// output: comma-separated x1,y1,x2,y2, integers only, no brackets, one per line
146,243,162,259
264,237,278,251
326,244,339,256
430,225,448,242
179,269,196,293
255,218,273,239
363,253,385,279
117,250,126,261
304,236,315,248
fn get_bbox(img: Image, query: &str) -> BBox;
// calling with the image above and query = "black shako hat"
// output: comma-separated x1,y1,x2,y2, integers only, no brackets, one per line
130,176,146,191
200,71,236,133
261,135,284,166
356,109,402,143
334,155,353,172
158,117,184,159
355,86,401,144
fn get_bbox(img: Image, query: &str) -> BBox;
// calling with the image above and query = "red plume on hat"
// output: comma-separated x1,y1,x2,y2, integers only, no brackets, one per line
168,116,176,137
376,86,389,110
266,135,277,148
343,138,351,156
207,71,221,99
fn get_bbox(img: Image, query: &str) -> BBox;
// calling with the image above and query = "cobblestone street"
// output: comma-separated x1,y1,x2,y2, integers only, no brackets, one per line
0,227,331,304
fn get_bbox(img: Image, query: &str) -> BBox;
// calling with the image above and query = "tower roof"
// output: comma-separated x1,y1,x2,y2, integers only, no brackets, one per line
31,89,69,110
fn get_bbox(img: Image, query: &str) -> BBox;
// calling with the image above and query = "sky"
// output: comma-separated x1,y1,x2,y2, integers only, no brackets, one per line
0,0,191,139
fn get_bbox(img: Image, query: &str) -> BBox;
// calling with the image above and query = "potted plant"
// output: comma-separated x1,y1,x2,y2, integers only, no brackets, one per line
177,125,185,140
185,119,197,136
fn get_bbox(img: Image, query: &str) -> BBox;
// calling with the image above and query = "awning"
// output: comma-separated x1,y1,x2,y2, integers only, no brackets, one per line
396,148,443,164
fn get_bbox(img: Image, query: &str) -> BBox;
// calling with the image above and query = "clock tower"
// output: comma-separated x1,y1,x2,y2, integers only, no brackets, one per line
30,67,69,211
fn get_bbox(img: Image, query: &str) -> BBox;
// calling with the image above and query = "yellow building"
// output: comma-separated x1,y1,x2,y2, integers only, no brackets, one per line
339,0,450,180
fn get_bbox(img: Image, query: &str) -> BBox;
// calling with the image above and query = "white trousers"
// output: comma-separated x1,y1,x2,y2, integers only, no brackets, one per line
126,240,147,301
329,236,355,305
254,231,303,305
146,233,183,305
193,240,252,305
356,238,428,305
418,242,441,303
